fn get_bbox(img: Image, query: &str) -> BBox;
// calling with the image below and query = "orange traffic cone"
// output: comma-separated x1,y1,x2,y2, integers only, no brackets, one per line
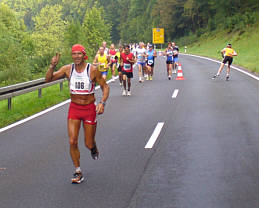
175,63,185,80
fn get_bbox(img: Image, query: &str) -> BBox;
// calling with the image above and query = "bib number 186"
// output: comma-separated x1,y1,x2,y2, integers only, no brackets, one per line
75,82,84,89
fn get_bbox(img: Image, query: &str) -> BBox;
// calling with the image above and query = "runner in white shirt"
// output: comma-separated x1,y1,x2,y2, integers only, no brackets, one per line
131,44,138,69
136,42,147,83
102,41,109,55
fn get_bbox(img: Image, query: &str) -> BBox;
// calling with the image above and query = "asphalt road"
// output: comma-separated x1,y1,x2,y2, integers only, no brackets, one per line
0,55,259,208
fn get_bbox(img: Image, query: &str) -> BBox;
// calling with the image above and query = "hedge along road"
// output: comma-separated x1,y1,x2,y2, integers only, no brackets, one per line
0,55,259,208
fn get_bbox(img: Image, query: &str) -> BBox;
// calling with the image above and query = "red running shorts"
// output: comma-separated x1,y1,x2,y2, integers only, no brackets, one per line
68,102,97,125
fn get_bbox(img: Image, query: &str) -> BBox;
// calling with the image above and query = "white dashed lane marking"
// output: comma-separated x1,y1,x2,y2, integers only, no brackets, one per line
172,89,179,99
145,122,165,149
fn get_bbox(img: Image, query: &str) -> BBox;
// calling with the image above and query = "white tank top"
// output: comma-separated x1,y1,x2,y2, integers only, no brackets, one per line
136,48,146,63
69,63,95,95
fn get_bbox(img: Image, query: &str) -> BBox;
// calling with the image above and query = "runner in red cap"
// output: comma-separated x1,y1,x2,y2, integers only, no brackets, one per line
45,44,109,184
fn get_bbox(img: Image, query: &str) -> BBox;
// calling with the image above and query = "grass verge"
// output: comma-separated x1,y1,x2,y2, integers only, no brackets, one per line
185,25,259,74
0,82,70,128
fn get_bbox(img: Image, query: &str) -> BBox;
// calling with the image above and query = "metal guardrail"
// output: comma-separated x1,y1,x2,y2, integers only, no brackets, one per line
0,78,68,110
0,78,45,94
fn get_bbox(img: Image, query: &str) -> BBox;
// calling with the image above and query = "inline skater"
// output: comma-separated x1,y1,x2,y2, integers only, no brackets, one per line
212,43,238,81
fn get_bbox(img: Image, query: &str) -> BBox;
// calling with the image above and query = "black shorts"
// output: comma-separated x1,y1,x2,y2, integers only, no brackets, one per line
166,60,173,64
117,65,122,72
122,71,133,78
222,56,233,65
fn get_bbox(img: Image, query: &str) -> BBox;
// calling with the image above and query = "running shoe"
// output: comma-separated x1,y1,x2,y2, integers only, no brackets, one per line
212,74,219,79
168,76,171,80
173,69,177,74
91,146,99,160
150,76,153,81
122,90,126,96
226,76,230,81
119,82,123,86
139,77,142,83
71,172,84,184
127,90,131,96
146,76,149,81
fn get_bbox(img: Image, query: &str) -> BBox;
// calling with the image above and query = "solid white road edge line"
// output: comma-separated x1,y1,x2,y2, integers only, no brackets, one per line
0,76,118,134
145,122,165,149
172,89,179,99
181,53,259,81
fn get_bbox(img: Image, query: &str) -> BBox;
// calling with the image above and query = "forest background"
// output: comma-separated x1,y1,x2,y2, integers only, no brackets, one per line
0,0,258,87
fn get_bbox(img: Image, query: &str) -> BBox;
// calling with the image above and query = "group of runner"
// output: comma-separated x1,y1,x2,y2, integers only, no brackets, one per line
133,42,157,83
91,41,237,87
164,42,179,80
93,41,159,96
45,40,237,184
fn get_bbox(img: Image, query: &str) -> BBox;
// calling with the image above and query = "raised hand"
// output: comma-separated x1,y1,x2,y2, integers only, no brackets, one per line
50,53,61,69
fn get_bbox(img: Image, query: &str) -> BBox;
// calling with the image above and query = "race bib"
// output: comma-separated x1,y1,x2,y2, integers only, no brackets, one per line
137,54,143,59
124,63,131,70
167,51,173,56
148,60,153,65
99,63,106,71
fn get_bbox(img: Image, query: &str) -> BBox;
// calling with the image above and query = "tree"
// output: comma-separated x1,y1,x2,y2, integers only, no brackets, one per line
31,4,67,71
0,4,33,86
81,4,112,58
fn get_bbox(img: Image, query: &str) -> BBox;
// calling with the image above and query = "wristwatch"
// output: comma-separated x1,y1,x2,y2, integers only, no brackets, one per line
99,101,106,106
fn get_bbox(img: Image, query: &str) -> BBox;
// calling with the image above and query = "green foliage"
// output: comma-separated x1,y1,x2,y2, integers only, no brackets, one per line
30,4,67,73
61,0,92,23
118,0,157,42
81,5,112,57
0,0,113,86
187,23,259,74
0,4,32,86
0,0,258,87
208,18,216,31
32,4,67,57
223,11,257,32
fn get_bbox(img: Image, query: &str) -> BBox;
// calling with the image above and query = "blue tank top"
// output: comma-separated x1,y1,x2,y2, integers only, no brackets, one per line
166,49,173,61
147,50,154,60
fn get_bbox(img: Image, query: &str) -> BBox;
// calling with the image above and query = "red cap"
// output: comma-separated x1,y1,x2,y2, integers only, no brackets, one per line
71,44,88,60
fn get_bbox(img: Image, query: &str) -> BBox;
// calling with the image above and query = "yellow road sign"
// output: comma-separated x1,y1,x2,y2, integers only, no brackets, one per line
153,28,164,44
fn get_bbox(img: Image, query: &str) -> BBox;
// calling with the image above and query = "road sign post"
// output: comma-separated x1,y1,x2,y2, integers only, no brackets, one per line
153,28,164,47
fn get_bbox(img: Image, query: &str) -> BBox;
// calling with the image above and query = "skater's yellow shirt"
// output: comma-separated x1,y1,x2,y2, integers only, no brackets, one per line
223,48,235,57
